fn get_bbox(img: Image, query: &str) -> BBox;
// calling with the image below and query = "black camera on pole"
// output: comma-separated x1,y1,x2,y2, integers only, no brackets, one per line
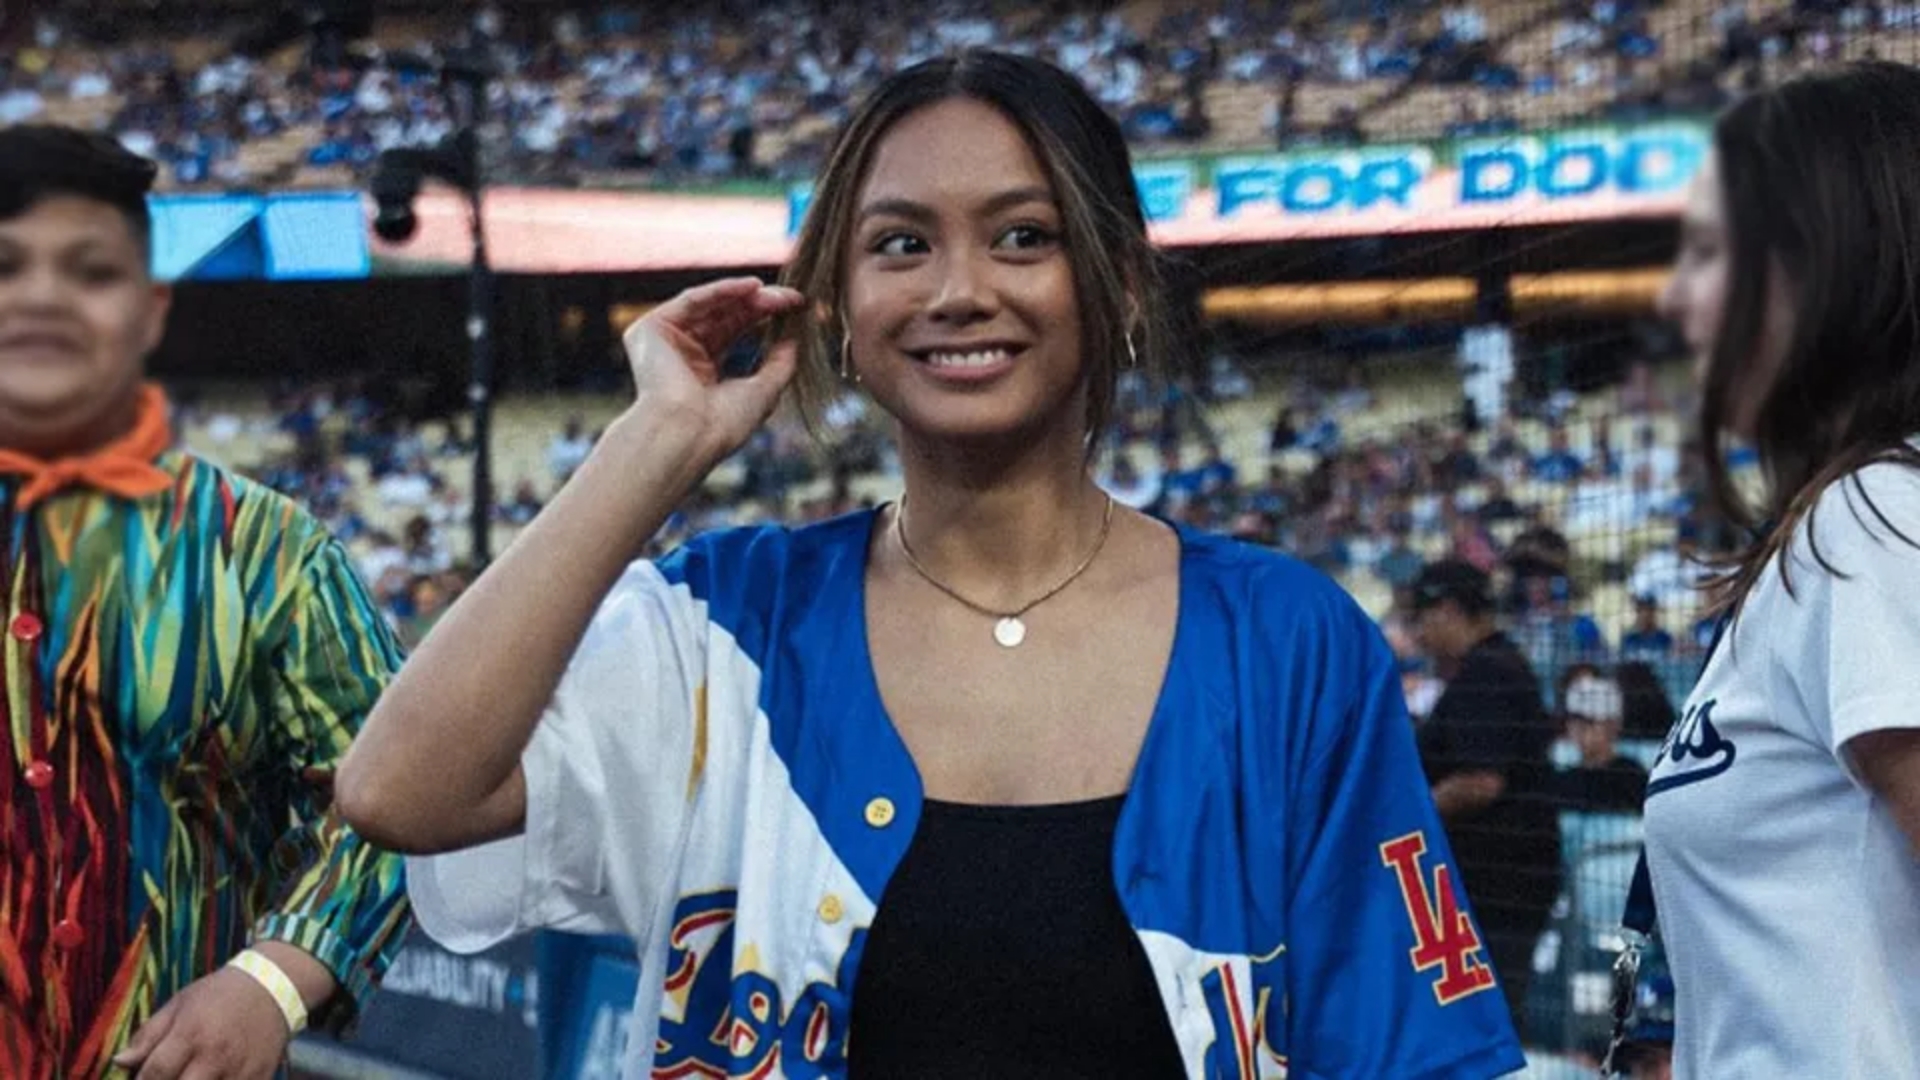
366,47,503,563
369,132,481,245
231,0,504,566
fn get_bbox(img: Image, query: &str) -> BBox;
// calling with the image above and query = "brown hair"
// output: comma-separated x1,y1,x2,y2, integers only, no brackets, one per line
775,49,1170,451
1697,62,1920,622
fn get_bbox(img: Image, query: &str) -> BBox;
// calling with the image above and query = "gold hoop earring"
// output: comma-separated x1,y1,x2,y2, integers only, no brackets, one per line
839,326,861,385
1125,331,1139,370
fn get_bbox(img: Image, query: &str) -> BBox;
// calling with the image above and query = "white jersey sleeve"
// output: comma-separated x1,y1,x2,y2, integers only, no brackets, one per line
1780,461,1920,778
406,558,706,953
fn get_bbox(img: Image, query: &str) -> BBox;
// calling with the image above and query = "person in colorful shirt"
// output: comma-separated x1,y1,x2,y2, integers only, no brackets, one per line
0,124,410,1078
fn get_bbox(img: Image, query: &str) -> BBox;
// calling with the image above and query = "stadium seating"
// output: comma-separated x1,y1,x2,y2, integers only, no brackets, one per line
175,346,1706,639
8,0,1907,192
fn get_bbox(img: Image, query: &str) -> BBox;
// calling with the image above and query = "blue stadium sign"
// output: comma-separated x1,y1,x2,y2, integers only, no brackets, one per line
1457,125,1708,204
149,191,371,282
1210,123,1708,220
1213,148,1435,217
783,119,1709,244
356,118,1709,273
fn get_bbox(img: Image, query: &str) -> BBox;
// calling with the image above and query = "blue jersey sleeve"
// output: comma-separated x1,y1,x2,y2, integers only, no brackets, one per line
1285,612,1526,1079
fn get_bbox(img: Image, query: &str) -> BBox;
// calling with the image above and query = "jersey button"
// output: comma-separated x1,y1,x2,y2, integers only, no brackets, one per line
817,894,844,925
863,797,895,828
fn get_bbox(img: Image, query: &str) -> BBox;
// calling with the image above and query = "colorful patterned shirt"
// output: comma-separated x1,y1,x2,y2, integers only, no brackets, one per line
0,448,411,1079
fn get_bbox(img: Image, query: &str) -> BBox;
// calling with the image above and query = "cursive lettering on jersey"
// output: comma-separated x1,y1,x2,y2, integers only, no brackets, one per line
1647,697,1736,798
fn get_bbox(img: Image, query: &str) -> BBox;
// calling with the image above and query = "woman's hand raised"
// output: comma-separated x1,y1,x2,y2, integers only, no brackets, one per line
620,276,807,466
340,275,810,854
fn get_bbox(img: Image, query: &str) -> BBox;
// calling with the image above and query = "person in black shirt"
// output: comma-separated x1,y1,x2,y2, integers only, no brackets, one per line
1476,475,1523,524
1412,559,1564,1038
1554,671,1650,814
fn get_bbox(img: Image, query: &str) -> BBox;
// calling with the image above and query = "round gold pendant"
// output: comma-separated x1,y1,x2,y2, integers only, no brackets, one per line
993,617,1027,648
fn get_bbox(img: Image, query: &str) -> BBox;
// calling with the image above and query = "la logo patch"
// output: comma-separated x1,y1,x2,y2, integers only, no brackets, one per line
1378,832,1496,1005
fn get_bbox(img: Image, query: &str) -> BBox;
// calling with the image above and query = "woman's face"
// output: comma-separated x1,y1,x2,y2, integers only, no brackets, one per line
0,196,169,453
1657,153,1794,439
841,97,1085,450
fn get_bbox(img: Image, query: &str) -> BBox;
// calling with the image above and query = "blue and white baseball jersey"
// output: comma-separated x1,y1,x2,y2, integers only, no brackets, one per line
1644,462,1920,1078
407,510,1525,1079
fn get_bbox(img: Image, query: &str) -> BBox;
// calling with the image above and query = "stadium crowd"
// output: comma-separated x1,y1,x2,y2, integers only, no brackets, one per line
3,0,1913,189
179,343,1715,722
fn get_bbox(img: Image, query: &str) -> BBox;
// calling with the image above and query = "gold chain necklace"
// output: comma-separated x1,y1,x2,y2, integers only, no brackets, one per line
892,494,1116,648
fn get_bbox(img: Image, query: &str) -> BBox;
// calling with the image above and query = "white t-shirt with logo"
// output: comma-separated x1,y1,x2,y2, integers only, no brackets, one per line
1643,460,1920,1079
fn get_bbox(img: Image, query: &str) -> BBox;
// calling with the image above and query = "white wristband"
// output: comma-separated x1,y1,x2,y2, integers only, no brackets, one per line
227,948,310,1034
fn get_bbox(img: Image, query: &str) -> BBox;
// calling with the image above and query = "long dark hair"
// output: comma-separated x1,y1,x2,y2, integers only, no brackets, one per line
777,49,1169,449
1700,61,1920,620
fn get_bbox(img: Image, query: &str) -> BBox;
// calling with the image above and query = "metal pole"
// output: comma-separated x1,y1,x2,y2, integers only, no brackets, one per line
445,80,495,567
466,168,494,566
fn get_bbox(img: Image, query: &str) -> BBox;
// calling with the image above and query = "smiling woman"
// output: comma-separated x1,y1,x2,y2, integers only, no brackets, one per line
345,49,1524,1080
779,53,1164,461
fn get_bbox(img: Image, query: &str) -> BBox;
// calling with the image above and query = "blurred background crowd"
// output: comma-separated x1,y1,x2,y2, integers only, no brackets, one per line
4,0,1901,188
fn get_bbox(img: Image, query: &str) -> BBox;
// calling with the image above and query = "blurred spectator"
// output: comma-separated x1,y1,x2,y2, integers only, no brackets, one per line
1508,523,1574,579
1193,442,1237,497
1551,672,1649,813
1487,416,1526,479
1152,443,1203,510
1448,508,1503,573
1620,595,1675,660
547,416,592,485
1099,453,1152,511
1628,519,1710,606
1509,563,1610,693
402,514,452,576
403,573,453,646
425,475,469,530
1267,404,1301,453
1621,420,1680,488
1382,584,1445,722
1619,359,1667,417
1477,475,1524,524
1587,416,1622,479
1374,521,1425,589
1204,352,1253,401
497,479,545,526
1410,559,1562,1038
1434,429,1482,488
1531,424,1585,484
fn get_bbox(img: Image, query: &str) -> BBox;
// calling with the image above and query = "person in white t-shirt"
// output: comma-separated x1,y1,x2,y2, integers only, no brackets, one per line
1643,61,1920,1078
